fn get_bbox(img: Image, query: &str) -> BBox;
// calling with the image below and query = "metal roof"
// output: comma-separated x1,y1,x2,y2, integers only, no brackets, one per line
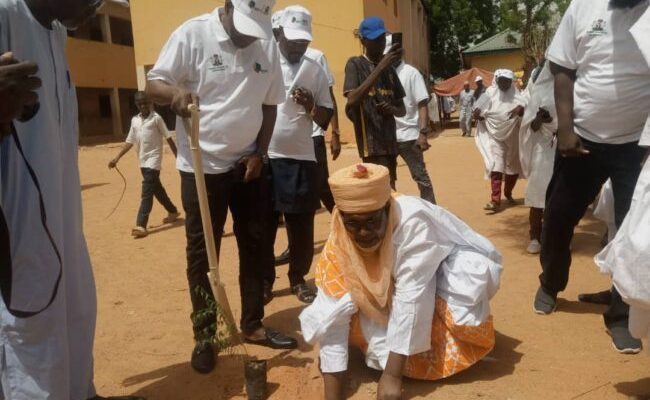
463,29,522,56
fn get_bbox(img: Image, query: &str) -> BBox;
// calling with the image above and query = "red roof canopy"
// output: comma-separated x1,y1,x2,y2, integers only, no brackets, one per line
433,67,494,96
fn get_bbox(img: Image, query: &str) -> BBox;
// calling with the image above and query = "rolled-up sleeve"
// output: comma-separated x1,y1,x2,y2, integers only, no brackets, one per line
546,0,578,70
299,290,358,373
147,26,193,85
386,218,455,356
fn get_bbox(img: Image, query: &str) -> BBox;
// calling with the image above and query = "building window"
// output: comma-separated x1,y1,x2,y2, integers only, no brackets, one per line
110,17,134,46
99,95,112,118
67,15,103,42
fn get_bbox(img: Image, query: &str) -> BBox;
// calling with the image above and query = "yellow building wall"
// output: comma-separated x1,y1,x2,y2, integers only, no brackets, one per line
66,39,137,89
465,51,526,74
130,0,429,142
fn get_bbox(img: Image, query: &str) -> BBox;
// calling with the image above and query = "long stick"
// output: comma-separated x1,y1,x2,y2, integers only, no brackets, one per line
182,105,246,353
105,166,127,220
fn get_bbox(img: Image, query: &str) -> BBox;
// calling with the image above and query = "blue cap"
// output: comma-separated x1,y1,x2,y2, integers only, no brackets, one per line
359,16,386,40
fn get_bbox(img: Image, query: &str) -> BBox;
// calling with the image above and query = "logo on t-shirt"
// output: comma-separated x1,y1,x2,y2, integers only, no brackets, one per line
209,54,227,72
254,62,268,73
587,19,608,36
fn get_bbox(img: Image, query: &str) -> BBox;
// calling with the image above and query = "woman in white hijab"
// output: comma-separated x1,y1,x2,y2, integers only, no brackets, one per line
474,69,526,212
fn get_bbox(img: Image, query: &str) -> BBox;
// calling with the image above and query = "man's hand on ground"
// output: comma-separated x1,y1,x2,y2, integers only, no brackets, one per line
557,129,590,158
239,154,263,183
377,372,402,400
330,131,341,160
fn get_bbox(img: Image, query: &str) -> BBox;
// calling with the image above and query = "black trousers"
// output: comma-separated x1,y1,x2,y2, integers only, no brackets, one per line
269,211,315,288
540,139,646,328
136,167,177,227
313,136,335,213
362,154,397,189
180,168,274,339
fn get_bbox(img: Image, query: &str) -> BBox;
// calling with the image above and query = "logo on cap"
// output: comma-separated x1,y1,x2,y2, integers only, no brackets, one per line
248,0,271,16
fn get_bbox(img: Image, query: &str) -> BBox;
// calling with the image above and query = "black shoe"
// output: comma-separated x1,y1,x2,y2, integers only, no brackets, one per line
608,326,642,354
263,281,274,306
534,286,557,315
578,290,612,305
291,283,316,304
274,248,290,266
191,341,216,374
244,327,298,349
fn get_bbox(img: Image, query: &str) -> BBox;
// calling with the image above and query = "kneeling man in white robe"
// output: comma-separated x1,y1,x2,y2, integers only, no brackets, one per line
300,163,502,399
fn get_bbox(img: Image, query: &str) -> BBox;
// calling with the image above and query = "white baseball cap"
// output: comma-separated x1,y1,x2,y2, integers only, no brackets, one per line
272,9,284,29
280,5,312,41
475,75,483,82
231,0,275,39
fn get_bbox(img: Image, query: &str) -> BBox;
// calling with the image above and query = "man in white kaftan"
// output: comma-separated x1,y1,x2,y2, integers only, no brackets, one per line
0,1,143,399
519,63,557,254
474,69,526,212
458,81,474,137
300,163,502,399
595,4,650,351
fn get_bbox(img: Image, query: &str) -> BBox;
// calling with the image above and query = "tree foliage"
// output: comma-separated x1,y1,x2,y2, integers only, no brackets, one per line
424,0,499,79
499,0,571,70
422,0,572,79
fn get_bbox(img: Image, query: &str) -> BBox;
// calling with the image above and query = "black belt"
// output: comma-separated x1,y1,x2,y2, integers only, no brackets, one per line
0,124,62,318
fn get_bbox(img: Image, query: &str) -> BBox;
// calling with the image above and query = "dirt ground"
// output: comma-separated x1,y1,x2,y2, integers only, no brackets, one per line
82,125,650,400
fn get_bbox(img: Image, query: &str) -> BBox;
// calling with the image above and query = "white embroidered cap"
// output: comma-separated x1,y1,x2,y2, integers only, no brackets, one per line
231,0,275,39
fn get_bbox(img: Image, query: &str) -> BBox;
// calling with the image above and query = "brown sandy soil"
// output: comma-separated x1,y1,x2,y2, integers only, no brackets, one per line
83,126,650,400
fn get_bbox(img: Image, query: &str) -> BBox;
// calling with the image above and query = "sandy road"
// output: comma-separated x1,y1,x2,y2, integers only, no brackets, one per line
82,128,650,399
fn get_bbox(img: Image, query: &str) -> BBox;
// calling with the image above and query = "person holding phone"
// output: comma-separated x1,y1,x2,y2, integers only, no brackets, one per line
266,5,334,304
387,33,437,204
343,16,406,189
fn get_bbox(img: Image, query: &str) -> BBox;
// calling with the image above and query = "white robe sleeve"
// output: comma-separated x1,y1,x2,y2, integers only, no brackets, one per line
386,215,455,356
299,290,358,373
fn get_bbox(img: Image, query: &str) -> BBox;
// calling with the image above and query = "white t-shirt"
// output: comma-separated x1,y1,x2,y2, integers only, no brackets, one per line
305,47,335,138
394,62,430,142
546,0,650,144
125,112,172,170
268,54,333,161
148,8,285,174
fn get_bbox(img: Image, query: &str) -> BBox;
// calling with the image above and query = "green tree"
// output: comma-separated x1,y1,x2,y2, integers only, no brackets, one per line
499,0,570,76
424,0,499,79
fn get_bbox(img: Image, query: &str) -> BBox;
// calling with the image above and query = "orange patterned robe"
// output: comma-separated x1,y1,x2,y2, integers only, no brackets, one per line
316,239,496,381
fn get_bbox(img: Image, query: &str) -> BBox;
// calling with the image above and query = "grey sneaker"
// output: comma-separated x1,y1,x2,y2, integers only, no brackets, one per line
607,326,642,354
534,286,557,315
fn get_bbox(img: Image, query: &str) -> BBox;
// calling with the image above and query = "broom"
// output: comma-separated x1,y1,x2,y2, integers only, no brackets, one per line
182,104,246,352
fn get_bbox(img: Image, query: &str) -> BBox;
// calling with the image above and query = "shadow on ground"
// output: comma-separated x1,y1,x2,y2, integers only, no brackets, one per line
615,377,650,399
486,211,606,256
125,349,314,400
82,182,110,191
344,331,523,399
